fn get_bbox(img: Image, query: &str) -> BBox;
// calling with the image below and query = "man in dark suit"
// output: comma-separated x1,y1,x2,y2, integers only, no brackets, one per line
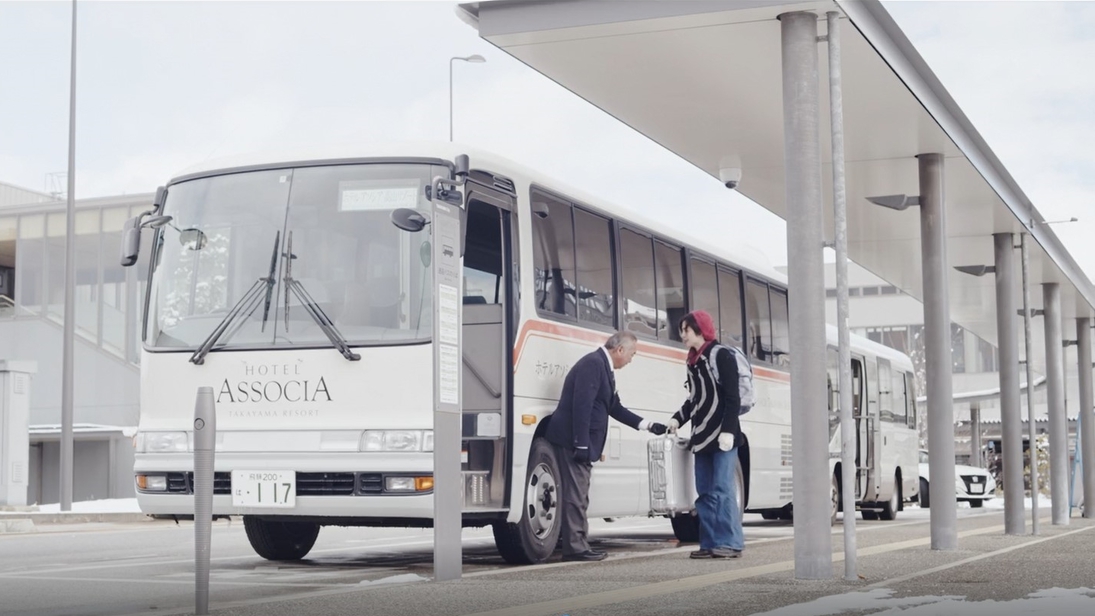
545,331,669,562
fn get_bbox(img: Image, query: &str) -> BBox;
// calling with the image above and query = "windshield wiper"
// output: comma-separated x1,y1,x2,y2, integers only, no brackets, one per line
260,231,281,331
189,232,281,365
282,231,361,361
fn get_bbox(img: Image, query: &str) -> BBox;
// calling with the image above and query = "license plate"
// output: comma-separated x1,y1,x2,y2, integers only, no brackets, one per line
231,470,296,508
969,483,984,494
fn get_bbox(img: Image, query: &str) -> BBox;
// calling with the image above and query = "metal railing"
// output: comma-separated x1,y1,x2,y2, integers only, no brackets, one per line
0,295,15,319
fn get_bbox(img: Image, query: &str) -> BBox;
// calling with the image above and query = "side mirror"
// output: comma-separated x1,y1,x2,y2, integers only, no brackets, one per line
121,216,142,267
120,212,173,267
391,208,430,233
179,228,207,251
454,154,470,179
152,185,167,210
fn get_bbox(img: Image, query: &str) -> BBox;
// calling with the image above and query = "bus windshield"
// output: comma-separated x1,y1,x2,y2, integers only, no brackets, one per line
146,162,440,352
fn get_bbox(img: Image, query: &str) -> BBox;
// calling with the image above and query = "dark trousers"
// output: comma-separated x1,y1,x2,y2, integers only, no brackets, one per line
554,443,593,556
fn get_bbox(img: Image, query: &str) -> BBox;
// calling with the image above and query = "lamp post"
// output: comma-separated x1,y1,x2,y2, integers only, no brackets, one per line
60,0,78,512
449,55,485,142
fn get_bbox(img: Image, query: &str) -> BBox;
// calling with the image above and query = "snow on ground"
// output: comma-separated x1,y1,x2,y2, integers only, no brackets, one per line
30,498,142,514
752,587,1095,616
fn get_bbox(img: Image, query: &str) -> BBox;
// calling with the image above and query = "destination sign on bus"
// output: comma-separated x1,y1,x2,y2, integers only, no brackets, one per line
339,181,420,211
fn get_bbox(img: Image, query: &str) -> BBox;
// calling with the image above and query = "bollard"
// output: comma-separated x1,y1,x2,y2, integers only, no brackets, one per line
194,387,216,615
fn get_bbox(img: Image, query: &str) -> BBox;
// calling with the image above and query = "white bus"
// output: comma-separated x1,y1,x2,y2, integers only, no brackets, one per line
122,143,919,564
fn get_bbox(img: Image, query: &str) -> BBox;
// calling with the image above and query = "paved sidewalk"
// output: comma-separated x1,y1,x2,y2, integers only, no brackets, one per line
177,511,1095,616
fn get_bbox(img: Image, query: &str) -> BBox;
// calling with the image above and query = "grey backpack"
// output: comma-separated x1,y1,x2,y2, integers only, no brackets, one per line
707,344,755,415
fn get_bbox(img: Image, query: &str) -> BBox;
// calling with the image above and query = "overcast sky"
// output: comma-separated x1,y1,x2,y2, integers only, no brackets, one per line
1,1,1092,274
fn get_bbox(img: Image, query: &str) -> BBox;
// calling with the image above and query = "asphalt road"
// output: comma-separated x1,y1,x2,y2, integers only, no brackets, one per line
0,506,988,616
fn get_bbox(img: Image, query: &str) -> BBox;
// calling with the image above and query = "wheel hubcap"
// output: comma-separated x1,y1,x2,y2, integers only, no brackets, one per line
526,463,557,539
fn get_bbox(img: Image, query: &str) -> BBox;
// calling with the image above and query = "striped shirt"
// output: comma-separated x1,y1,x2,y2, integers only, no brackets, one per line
671,341,742,454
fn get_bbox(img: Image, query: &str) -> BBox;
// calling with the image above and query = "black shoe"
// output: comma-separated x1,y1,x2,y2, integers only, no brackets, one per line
711,548,742,559
690,549,713,559
562,550,608,562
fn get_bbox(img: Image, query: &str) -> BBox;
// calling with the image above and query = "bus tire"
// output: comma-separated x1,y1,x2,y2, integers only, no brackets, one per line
493,438,561,564
670,512,700,543
861,508,879,520
243,516,320,561
919,478,930,508
879,474,900,520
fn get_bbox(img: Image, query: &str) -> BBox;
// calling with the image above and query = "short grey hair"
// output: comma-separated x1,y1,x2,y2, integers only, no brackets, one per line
604,331,637,351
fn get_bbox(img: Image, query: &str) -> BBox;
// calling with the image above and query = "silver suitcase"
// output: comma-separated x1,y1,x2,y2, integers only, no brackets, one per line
648,435,698,516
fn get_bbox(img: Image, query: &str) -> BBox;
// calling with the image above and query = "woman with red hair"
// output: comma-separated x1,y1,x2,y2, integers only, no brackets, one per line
667,309,744,559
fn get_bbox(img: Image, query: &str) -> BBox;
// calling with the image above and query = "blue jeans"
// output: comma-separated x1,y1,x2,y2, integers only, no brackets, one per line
694,446,744,551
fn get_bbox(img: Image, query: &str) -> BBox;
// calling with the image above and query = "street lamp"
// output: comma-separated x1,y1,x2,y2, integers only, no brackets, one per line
449,54,486,142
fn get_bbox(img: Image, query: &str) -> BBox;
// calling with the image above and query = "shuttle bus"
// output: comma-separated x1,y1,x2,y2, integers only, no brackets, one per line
122,143,919,564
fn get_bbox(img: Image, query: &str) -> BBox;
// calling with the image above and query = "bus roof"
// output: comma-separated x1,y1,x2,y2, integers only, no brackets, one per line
170,141,787,283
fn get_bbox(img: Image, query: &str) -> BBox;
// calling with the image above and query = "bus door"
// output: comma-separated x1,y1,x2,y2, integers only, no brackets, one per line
850,356,868,501
859,357,882,502
459,176,516,512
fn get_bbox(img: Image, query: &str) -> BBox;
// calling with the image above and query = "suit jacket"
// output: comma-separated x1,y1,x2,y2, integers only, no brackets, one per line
545,348,644,462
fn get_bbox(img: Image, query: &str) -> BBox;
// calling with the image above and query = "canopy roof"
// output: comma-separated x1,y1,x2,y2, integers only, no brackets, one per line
459,0,1095,373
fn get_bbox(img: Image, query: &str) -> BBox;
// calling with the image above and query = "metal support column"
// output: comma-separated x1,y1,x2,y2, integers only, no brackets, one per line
1042,283,1068,525
825,10,857,582
780,10,831,579
994,233,1024,534
1020,233,1040,533
919,152,957,550
970,403,982,467
60,0,78,513
1078,318,1095,518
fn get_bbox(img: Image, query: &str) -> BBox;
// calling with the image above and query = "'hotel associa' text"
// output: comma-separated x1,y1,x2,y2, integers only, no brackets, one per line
217,361,332,404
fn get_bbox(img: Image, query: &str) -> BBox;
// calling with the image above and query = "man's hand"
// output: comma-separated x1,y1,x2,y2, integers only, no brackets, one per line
666,419,680,434
648,422,669,436
718,433,735,451
573,447,591,464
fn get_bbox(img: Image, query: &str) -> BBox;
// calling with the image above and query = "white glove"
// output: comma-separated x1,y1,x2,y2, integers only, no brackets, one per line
667,419,679,434
718,433,734,451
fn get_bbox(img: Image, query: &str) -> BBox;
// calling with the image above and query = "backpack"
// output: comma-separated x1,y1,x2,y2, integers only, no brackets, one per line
707,344,754,415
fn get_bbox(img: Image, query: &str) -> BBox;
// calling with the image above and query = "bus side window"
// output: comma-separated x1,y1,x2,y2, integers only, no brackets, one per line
689,257,719,333
770,288,790,367
619,228,657,339
530,190,576,319
906,372,917,429
654,240,685,342
573,208,616,327
744,279,772,363
892,370,907,423
718,267,744,348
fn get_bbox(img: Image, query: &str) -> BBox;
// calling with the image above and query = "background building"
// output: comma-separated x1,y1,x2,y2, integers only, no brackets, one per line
0,181,150,504
813,262,1080,471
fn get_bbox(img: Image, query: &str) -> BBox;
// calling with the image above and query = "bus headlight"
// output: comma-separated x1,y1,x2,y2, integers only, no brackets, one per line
137,432,189,453
360,430,432,452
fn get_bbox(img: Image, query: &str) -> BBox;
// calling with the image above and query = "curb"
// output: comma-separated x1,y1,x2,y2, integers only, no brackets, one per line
0,512,153,530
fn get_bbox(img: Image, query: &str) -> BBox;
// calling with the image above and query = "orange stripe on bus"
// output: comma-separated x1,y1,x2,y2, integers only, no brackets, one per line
511,320,794,384
512,320,686,370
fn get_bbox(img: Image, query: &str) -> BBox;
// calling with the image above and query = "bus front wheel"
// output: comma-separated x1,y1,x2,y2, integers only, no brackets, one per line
243,516,320,561
493,438,561,564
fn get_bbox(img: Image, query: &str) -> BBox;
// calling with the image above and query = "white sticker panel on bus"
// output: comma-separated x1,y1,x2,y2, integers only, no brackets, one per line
439,343,459,404
231,470,296,508
438,283,459,346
